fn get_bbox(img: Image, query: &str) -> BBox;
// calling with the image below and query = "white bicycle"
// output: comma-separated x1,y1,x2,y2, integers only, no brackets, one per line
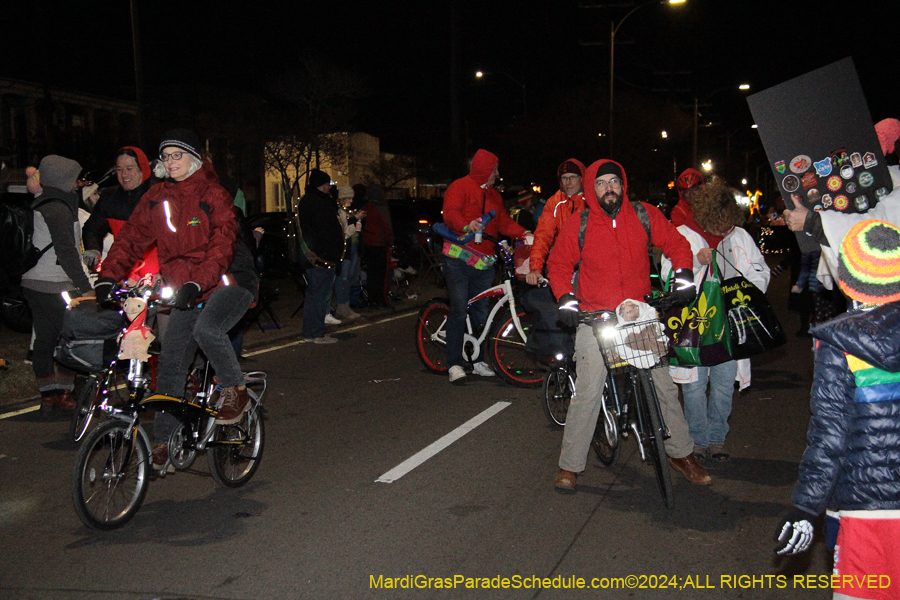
414,235,544,387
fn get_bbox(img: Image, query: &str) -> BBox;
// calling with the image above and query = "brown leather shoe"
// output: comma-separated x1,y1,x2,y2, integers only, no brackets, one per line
554,469,578,494
215,386,250,424
54,391,76,412
668,454,712,486
152,443,175,474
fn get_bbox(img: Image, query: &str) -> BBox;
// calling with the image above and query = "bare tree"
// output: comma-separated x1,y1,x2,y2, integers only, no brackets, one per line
366,154,417,190
264,52,367,202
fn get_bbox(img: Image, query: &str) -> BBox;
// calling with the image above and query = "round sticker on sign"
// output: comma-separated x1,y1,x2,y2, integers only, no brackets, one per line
859,171,874,188
834,195,849,211
782,175,800,192
840,164,854,180
790,155,812,174
827,176,842,192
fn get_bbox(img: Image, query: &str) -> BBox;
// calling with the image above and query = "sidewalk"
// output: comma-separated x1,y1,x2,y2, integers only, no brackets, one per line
0,271,446,410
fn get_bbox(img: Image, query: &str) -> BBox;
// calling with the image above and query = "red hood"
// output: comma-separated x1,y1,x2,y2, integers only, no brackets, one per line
468,149,499,186
121,146,151,183
582,159,628,212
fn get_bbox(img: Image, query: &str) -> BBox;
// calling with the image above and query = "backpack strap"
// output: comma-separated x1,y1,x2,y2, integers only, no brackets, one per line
630,200,660,286
31,196,72,256
572,208,590,295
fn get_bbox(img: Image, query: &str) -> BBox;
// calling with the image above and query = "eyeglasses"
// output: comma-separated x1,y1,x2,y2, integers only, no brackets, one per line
560,174,580,183
160,151,185,162
595,177,622,190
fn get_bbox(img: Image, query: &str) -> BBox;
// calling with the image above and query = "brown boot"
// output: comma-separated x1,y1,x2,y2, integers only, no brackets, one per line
54,391,76,412
215,386,250,424
668,454,712,486
554,469,578,494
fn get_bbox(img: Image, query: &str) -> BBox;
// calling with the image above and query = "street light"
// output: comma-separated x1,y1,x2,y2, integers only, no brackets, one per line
693,83,750,168
475,70,527,118
605,0,685,158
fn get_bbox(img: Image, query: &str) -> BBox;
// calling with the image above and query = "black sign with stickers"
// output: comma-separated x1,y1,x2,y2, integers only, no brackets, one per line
747,57,890,215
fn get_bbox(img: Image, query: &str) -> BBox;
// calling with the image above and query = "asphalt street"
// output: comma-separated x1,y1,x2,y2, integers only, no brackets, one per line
0,277,839,600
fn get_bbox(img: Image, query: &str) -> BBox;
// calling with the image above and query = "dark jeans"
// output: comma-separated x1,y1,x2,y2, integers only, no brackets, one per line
443,256,495,368
154,285,253,443
364,245,391,306
22,287,75,392
302,266,336,338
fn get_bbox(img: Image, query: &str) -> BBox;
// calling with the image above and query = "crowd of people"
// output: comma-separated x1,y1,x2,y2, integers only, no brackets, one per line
6,117,900,586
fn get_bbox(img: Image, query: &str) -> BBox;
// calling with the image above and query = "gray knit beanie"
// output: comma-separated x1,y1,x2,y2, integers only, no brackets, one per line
37,155,82,192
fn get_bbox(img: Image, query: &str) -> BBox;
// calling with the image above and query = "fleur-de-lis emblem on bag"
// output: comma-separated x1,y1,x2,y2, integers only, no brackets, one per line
690,292,717,334
667,306,693,341
732,290,751,307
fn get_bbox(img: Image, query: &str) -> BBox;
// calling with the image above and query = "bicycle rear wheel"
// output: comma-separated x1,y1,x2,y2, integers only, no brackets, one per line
415,300,450,373
208,398,265,487
591,379,620,466
487,309,544,387
637,371,673,509
542,362,573,428
71,376,103,443
72,420,149,530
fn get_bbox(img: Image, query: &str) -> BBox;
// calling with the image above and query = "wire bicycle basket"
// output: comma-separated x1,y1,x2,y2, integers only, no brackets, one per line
592,317,670,374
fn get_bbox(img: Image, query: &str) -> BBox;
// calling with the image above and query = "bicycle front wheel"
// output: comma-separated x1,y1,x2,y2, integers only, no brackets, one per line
638,371,673,509
208,399,265,488
72,420,150,530
591,380,620,466
415,300,450,373
71,376,103,443
542,363,573,428
487,309,544,387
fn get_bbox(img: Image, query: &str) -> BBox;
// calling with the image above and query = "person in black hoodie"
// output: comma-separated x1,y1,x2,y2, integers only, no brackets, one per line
298,169,344,343
82,146,158,277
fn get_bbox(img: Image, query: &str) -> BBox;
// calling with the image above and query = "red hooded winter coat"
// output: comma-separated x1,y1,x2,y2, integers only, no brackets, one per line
547,159,692,311
529,158,586,274
100,162,237,302
442,149,527,257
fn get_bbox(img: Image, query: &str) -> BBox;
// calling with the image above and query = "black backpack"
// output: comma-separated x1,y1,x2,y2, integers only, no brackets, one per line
0,196,66,284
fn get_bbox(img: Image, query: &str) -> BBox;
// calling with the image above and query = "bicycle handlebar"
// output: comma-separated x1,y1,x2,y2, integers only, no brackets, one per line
575,291,680,326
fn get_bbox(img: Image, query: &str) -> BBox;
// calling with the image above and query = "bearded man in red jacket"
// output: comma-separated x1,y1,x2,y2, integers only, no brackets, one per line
547,159,712,493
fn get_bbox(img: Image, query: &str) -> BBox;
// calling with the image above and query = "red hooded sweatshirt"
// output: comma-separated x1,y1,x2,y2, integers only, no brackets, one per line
547,159,692,311
442,149,526,257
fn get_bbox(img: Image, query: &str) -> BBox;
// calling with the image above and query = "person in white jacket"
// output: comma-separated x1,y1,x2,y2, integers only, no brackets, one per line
662,180,771,462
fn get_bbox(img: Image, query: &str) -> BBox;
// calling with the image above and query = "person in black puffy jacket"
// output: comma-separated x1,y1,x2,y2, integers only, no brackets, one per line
775,220,900,593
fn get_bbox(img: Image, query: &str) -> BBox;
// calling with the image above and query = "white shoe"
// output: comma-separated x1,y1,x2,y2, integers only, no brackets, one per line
448,365,466,384
472,362,495,377
324,313,342,325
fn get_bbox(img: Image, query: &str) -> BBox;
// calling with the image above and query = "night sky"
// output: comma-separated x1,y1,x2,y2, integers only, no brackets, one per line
4,0,898,187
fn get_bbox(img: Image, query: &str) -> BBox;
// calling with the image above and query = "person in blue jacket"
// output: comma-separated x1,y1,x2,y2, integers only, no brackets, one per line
775,220,900,597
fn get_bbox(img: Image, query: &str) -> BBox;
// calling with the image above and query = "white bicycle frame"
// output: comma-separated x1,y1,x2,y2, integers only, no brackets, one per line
428,278,528,363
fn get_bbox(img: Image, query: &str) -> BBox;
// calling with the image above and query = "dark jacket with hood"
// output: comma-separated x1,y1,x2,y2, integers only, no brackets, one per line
547,159,692,311
298,185,345,265
83,147,156,251
791,303,900,515
100,162,239,303
442,149,527,257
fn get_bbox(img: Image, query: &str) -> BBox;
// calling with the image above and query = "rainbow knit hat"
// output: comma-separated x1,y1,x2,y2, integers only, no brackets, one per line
838,220,900,304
